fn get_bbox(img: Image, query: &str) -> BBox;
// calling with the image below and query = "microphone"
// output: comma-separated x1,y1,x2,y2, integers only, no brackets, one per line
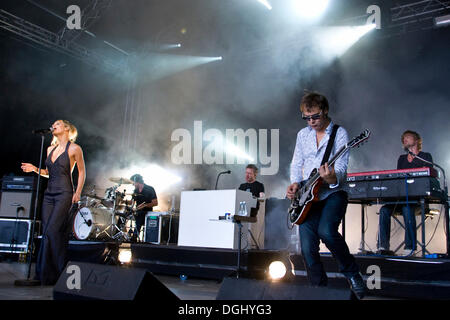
215,170,231,190
32,127,54,135
403,147,416,157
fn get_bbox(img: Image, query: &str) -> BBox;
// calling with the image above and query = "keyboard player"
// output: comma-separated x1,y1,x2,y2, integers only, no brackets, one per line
377,130,433,256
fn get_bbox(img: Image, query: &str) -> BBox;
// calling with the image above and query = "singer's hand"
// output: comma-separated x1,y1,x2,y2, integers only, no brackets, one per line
21,163,36,173
72,192,81,203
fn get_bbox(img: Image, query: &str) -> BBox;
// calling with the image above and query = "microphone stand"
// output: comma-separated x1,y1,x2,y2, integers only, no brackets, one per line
214,171,230,190
15,133,46,286
410,151,449,257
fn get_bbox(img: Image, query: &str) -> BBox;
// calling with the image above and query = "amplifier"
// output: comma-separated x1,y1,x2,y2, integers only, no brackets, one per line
0,190,38,219
144,212,179,244
2,176,37,191
346,177,443,200
0,219,40,253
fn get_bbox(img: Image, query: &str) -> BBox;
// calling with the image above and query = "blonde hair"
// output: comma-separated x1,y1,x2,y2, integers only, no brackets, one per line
401,130,422,151
51,120,78,146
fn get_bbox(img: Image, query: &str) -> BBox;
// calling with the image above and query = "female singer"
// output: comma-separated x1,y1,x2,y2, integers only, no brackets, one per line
21,119,86,285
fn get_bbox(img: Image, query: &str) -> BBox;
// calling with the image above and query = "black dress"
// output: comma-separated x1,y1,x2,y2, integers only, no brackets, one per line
35,142,74,285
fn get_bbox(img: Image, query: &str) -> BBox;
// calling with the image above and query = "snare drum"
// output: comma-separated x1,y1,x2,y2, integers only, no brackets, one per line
73,206,113,240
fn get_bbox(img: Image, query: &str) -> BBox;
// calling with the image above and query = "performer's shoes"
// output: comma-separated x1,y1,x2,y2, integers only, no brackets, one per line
347,273,366,300
376,249,396,256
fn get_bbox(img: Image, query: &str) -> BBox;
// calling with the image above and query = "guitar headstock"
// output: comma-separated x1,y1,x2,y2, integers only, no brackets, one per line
348,129,371,149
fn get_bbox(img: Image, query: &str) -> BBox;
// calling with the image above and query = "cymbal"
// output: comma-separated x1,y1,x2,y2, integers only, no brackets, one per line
81,193,103,200
109,177,134,185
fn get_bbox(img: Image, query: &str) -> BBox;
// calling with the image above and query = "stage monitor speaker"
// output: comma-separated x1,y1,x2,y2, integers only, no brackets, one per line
53,261,179,300
0,191,36,219
216,277,353,300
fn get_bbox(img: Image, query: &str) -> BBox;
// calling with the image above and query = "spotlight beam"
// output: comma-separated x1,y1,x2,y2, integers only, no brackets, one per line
257,0,273,10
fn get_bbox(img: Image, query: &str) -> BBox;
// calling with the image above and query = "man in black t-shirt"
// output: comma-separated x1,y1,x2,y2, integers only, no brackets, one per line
238,164,265,198
130,174,158,241
377,130,433,256
238,164,265,217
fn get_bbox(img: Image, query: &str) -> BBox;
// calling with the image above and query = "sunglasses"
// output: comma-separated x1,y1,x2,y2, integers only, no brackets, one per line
302,111,322,121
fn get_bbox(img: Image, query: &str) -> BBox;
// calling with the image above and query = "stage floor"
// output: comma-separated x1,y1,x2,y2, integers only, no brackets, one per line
1,240,449,300
0,261,395,300
0,261,223,300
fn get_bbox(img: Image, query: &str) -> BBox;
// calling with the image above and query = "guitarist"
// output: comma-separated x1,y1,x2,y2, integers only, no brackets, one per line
286,91,365,299
130,174,158,241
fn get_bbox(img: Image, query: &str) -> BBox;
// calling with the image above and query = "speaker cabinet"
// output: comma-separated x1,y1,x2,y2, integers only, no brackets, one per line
0,191,36,219
53,261,179,300
216,277,353,300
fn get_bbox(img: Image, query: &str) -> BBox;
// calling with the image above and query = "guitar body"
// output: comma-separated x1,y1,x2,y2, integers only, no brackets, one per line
289,179,322,225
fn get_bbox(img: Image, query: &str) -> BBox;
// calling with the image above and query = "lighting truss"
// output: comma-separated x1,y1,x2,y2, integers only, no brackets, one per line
0,9,126,74
389,0,450,34
58,0,113,43
339,0,450,36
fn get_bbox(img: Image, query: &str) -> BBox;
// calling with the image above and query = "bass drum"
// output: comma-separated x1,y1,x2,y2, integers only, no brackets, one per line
73,206,113,240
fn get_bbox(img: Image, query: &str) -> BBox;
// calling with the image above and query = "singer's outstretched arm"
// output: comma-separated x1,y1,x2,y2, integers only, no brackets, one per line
20,146,54,178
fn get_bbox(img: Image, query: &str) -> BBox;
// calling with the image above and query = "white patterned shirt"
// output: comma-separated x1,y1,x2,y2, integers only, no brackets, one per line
290,120,349,200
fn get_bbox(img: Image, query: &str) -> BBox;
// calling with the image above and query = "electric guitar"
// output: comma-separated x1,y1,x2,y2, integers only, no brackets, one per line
288,129,371,226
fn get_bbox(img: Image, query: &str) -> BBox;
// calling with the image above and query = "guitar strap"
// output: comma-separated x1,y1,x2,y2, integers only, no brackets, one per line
320,124,340,166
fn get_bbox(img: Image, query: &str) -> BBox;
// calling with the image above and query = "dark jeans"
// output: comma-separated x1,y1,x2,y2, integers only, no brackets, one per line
299,191,359,286
378,204,417,250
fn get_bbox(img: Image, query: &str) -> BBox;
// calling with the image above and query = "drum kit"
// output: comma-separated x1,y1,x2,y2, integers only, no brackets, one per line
72,177,138,242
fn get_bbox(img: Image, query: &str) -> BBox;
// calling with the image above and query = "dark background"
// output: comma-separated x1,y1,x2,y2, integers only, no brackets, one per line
1,0,449,207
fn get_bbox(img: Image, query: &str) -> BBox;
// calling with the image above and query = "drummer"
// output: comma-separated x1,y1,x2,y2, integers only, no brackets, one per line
130,174,158,241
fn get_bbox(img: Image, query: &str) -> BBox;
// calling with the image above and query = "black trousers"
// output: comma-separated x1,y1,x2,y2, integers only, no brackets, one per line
35,191,73,285
133,210,148,240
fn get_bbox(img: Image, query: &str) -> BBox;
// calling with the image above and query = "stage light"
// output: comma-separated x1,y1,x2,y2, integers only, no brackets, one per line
268,261,287,280
292,0,330,21
225,143,255,162
116,163,182,193
133,53,223,81
317,24,376,59
267,256,295,281
160,43,182,50
257,0,272,10
118,248,132,264
139,164,182,192
435,14,450,27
